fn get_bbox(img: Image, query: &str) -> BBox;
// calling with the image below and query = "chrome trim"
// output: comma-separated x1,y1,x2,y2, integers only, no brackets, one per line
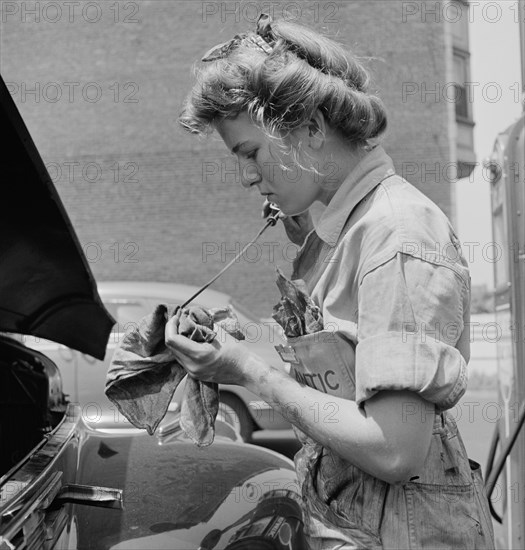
0,470,62,542
96,427,144,435
105,298,142,304
0,403,123,548
0,438,48,488
55,484,123,509
0,404,80,512
157,414,182,438
249,400,274,411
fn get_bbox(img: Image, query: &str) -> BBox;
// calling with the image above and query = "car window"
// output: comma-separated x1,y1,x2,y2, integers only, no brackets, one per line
104,299,149,334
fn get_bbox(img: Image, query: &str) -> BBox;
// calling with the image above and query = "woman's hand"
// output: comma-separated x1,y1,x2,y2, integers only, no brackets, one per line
262,199,314,246
165,311,265,386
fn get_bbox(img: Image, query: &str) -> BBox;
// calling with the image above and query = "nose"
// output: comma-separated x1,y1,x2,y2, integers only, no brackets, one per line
239,161,261,189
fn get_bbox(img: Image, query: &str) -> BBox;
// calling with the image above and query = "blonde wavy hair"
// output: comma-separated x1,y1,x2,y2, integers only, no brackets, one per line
179,16,387,151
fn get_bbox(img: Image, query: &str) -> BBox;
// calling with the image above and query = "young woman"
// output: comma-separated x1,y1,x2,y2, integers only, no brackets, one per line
166,14,495,550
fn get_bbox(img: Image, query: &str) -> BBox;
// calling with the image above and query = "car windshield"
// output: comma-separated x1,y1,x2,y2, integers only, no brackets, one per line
104,300,149,334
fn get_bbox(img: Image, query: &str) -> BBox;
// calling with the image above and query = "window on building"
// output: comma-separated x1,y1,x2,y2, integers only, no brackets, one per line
453,49,472,120
449,0,469,51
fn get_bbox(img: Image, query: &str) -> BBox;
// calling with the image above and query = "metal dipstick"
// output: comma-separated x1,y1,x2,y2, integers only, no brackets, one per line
180,206,281,309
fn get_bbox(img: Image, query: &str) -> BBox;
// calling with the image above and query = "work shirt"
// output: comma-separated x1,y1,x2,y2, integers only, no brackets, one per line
291,144,470,411
283,145,494,549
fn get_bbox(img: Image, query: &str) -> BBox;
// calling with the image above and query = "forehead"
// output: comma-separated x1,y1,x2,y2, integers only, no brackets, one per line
216,112,267,150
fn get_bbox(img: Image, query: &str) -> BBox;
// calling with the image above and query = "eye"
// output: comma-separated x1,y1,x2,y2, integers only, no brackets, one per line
246,149,258,161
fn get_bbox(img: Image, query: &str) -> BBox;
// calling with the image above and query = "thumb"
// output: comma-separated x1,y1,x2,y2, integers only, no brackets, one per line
165,313,180,342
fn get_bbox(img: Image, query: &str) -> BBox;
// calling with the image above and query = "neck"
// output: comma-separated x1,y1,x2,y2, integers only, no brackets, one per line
316,141,371,206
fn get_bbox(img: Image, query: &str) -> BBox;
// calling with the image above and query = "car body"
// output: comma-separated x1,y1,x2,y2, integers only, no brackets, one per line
0,74,305,549
25,281,292,441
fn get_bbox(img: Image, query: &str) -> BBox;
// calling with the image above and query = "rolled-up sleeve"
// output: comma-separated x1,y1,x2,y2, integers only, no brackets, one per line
355,252,470,411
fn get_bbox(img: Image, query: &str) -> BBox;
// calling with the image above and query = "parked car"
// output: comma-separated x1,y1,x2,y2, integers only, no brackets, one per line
0,74,305,549
26,281,292,442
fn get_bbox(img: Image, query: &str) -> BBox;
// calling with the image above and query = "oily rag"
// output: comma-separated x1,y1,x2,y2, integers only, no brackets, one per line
272,268,323,337
105,304,244,446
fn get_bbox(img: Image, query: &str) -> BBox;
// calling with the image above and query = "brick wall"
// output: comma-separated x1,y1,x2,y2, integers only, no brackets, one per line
2,0,455,317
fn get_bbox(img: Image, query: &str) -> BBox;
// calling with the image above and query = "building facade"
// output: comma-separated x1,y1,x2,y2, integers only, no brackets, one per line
2,0,475,316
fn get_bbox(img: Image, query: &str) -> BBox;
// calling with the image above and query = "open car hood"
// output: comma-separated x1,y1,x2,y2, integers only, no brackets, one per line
0,74,114,359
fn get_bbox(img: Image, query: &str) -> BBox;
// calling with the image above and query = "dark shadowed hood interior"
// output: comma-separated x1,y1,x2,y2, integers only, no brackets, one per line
0,74,114,359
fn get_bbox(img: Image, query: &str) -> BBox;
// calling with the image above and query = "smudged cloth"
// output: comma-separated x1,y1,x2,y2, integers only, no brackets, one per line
272,267,323,337
105,304,244,446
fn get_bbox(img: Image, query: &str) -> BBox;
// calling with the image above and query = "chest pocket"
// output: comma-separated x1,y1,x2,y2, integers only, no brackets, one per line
280,330,356,400
281,329,387,547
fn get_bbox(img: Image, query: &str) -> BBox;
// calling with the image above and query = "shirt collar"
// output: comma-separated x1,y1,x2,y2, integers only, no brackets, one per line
315,145,395,246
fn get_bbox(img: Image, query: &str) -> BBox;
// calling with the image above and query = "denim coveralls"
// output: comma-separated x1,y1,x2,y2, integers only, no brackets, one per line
281,146,495,549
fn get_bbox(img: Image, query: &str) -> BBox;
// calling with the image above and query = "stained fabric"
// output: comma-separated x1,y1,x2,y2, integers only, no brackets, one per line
272,268,323,337
105,304,243,446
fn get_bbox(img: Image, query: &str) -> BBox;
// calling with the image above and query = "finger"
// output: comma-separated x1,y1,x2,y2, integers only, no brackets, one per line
169,307,183,330
165,317,179,344
166,333,219,356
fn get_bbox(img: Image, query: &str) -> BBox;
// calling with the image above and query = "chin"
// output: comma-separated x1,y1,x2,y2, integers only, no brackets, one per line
279,207,296,217
274,199,308,217
285,207,309,217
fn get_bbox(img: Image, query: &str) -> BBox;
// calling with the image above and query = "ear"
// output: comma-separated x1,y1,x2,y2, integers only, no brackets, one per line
306,110,326,151
285,110,327,155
